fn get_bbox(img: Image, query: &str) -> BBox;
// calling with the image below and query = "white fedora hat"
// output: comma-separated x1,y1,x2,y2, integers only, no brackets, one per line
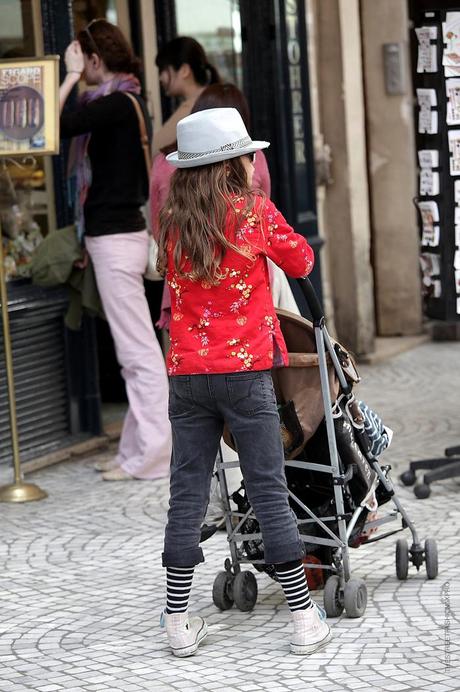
166,107,270,168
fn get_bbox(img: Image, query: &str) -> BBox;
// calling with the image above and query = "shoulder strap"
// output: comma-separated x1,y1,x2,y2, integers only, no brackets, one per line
124,92,151,179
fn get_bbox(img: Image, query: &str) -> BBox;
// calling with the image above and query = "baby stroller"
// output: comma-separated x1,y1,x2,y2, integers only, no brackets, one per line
211,278,438,618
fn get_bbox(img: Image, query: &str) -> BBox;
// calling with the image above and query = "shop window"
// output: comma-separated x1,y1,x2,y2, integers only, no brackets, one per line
0,0,53,282
0,0,35,57
175,0,242,87
72,0,119,33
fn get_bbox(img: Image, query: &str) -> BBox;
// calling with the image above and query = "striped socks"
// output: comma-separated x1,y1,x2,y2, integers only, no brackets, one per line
275,560,313,612
166,561,311,613
166,566,195,614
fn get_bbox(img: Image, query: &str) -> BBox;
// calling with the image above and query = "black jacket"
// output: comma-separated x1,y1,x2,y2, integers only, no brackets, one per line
60,91,152,236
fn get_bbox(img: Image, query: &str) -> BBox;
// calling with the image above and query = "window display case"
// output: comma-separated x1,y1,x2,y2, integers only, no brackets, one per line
0,1,102,465
410,2,460,328
0,1,57,280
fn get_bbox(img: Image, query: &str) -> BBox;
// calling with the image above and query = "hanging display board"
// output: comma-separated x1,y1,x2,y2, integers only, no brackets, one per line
411,5,460,322
0,56,59,157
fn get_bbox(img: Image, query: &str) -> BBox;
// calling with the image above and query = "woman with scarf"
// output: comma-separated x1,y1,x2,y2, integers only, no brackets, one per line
59,19,171,482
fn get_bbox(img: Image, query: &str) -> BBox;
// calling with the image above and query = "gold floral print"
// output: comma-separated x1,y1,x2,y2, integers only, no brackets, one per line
227,337,255,370
169,340,183,374
232,278,253,300
168,275,185,310
187,305,223,348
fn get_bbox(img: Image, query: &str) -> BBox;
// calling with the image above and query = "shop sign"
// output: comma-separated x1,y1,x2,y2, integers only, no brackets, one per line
0,56,60,157
285,0,306,166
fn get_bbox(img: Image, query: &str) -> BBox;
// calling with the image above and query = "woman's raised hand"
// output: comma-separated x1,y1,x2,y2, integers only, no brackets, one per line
60,41,84,112
65,41,85,76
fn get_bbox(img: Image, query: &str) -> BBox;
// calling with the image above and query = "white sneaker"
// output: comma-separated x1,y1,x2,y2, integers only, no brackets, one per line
160,610,208,657
290,604,331,655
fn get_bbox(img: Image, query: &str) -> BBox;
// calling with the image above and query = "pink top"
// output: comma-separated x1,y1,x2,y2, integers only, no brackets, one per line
150,150,272,329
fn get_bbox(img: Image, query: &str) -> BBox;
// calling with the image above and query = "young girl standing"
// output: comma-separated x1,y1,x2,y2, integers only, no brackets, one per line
158,108,331,657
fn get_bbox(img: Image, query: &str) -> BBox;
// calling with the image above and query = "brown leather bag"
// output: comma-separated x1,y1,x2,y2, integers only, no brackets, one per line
124,92,162,281
124,91,151,177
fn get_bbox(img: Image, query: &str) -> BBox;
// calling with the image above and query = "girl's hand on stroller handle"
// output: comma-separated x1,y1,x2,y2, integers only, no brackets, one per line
297,277,324,323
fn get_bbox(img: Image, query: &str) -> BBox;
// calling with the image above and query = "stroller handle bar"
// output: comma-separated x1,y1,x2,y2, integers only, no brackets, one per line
297,277,324,323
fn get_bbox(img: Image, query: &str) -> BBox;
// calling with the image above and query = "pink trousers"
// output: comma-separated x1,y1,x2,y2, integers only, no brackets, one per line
86,231,171,479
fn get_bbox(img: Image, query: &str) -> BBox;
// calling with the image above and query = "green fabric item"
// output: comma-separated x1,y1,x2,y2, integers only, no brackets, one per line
30,225,104,330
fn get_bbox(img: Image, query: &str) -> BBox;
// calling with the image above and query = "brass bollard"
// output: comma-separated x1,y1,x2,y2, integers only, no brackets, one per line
0,219,47,502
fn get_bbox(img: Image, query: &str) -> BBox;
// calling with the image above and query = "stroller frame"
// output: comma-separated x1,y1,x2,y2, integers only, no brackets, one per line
212,278,438,617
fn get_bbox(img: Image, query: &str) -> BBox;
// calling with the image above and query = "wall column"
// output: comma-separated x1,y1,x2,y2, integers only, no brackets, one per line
315,0,375,355
361,0,422,335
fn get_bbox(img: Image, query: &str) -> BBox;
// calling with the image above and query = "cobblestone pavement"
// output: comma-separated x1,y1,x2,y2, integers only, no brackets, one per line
0,342,459,692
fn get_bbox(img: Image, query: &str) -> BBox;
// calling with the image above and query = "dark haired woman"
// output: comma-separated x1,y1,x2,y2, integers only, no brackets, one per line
153,36,220,153
59,20,171,481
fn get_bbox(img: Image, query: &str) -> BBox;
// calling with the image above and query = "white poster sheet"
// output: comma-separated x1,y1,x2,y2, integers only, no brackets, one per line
419,169,440,195
418,150,439,168
446,79,460,124
418,201,440,247
443,14,460,66
418,200,440,225
420,252,441,277
448,129,460,175
416,89,438,134
416,26,438,73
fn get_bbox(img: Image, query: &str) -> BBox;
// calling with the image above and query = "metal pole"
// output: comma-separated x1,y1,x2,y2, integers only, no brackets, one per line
315,325,351,581
0,217,47,502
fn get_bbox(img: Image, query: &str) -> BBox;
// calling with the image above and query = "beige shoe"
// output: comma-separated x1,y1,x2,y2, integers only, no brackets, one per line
290,604,331,655
94,457,120,472
101,468,135,481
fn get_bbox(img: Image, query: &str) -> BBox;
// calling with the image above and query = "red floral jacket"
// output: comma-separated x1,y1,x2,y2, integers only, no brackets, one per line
166,195,314,375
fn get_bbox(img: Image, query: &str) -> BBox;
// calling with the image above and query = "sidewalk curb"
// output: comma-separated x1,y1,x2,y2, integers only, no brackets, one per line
22,420,123,475
358,334,430,365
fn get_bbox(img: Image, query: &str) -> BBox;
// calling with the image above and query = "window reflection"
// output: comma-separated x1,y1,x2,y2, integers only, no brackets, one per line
0,0,35,58
175,0,242,87
0,1,47,281
73,0,118,34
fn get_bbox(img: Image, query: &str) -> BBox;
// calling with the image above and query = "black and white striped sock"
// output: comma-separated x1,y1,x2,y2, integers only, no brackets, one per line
275,560,313,612
165,566,195,614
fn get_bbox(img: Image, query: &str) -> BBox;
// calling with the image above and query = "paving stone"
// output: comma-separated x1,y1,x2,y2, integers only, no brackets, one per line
0,342,459,691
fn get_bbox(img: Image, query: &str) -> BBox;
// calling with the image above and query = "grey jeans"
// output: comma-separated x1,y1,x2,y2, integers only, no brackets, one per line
162,370,305,567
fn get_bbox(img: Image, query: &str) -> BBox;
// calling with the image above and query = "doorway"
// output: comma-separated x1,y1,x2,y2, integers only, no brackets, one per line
154,0,321,307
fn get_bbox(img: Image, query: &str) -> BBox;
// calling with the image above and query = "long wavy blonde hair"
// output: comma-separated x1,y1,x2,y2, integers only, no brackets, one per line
158,156,257,284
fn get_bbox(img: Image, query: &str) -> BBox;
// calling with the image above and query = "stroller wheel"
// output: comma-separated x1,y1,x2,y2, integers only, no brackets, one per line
212,571,234,611
344,578,367,618
395,538,409,580
323,575,344,618
232,571,258,612
414,483,431,499
400,470,416,486
424,538,438,580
